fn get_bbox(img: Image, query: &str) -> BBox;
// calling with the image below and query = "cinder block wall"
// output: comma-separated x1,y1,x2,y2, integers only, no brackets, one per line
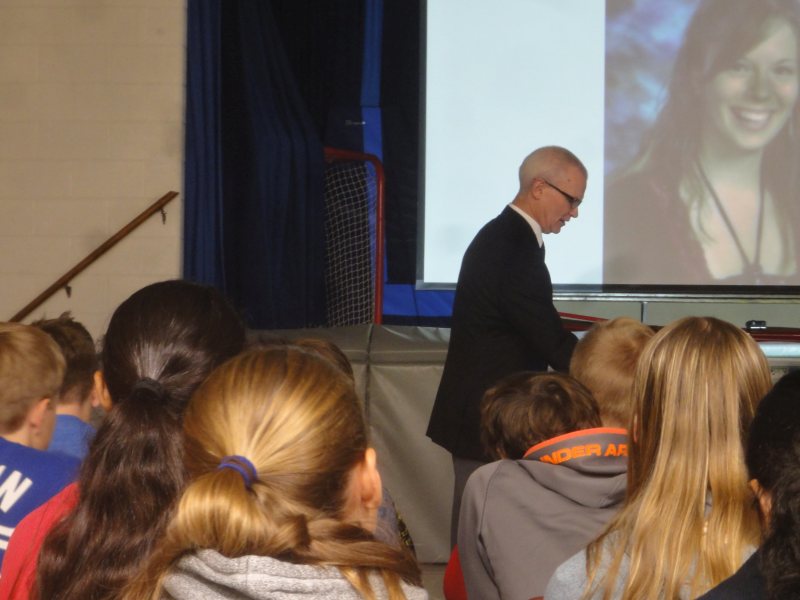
0,0,186,339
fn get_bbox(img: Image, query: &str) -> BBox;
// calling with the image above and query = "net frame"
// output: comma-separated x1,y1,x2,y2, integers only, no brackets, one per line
323,147,385,325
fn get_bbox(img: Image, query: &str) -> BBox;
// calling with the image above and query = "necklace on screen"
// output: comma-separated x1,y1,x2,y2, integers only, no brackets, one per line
696,162,765,281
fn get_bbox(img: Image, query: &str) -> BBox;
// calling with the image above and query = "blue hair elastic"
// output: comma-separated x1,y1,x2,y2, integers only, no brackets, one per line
217,455,258,489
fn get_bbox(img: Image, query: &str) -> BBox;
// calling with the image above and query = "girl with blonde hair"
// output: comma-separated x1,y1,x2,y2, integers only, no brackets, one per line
123,346,426,600
546,316,773,600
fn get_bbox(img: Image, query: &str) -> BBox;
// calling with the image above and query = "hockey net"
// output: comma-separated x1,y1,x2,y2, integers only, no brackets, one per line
323,147,385,325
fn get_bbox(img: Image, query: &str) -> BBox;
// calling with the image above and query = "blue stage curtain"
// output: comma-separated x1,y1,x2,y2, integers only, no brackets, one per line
184,0,326,328
381,0,420,286
183,0,224,288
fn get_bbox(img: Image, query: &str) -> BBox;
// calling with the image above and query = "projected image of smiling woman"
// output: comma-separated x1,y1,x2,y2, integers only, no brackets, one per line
604,0,800,285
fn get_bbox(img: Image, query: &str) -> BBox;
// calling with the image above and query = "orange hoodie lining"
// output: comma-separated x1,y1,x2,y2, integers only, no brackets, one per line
523,427,627,458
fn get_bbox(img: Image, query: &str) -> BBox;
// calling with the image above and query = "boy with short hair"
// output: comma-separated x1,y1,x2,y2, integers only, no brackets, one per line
569,317,654,428
33,313,102,460
451,318,654,600
0,323,80,565
454,372,628,600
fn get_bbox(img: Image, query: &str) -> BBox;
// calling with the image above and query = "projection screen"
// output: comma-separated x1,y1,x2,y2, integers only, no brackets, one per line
421,0,800,291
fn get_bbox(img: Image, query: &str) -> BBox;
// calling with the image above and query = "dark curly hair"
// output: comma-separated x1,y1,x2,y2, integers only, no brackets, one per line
747,369,800,599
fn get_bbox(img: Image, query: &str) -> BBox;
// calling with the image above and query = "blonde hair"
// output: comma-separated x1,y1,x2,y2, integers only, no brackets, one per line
584,316,771,599
0,322,65,432
123,346,421,599
570,318,654,427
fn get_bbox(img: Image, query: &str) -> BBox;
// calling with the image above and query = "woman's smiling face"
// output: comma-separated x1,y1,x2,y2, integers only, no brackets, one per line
702,16,799,154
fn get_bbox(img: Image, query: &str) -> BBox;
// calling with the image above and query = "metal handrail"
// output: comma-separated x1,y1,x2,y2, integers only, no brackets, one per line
10,191,179,322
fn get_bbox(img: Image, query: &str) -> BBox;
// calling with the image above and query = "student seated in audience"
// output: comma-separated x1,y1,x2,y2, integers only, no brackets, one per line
0,280,245,600
0,323,79,567
445,317,651,600
545,316,772,600
279,336,414,552
454,372,627,600
122,346,427,599
699,369,800,599
569,317,654,428
249,333,417,552
32,313,102,460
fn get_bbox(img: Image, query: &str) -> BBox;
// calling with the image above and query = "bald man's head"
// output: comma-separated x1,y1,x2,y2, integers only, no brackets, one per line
513,146,587,234
518,146,587,194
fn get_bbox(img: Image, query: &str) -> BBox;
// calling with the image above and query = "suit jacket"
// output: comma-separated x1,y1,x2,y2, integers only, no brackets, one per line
427,206,577,460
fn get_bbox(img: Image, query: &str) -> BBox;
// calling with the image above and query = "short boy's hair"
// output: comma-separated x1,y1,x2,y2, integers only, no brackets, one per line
570,317,654,428
0,322,65,432
248,336,356,383
293,338,355,382
480,372,601,460
32,313,97,404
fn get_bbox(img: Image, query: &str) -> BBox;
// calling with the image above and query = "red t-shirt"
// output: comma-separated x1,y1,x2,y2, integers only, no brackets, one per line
444,545,468,600
0,483,79,600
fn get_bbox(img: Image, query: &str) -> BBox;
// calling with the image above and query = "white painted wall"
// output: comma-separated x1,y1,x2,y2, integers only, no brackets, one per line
0,0,186,339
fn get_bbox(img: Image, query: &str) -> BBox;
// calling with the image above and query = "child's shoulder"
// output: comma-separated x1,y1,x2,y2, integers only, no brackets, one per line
0,437,80,480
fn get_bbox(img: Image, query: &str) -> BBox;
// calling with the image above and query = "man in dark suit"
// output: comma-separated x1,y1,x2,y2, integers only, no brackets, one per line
427,146,587,543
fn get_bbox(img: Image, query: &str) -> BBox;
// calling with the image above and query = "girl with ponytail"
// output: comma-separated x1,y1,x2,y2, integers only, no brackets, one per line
0,280,245,600
123,346,426,600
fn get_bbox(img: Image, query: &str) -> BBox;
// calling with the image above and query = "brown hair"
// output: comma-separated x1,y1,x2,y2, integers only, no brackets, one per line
122,347,421,599
480,372,601,460
293,337,355,381
252,335,356,382
570,318,654,427
0,322,65,432
35,280,246,600
32,313,97,405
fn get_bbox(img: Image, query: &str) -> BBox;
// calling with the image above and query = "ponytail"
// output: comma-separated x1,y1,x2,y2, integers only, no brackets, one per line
35,280,246,600
36,383,185,600
125,464,421,600
123,348,422,600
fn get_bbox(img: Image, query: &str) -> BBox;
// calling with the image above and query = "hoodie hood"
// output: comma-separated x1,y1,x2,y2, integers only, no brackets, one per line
522,428,628,508
163,549,428,600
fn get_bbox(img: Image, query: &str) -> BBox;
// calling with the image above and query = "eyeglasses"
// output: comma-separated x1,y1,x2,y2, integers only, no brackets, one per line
539,178,582,209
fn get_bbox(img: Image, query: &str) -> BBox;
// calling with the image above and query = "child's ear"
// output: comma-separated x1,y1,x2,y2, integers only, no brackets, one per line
94,371,112,412
29,397,56,450
347,447,383,532
29,397,49,427
358,447,383,510
749,478,772,522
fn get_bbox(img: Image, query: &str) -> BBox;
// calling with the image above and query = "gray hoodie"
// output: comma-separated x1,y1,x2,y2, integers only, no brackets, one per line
162,549,429,599
545,504,754,600
458,428,628,600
